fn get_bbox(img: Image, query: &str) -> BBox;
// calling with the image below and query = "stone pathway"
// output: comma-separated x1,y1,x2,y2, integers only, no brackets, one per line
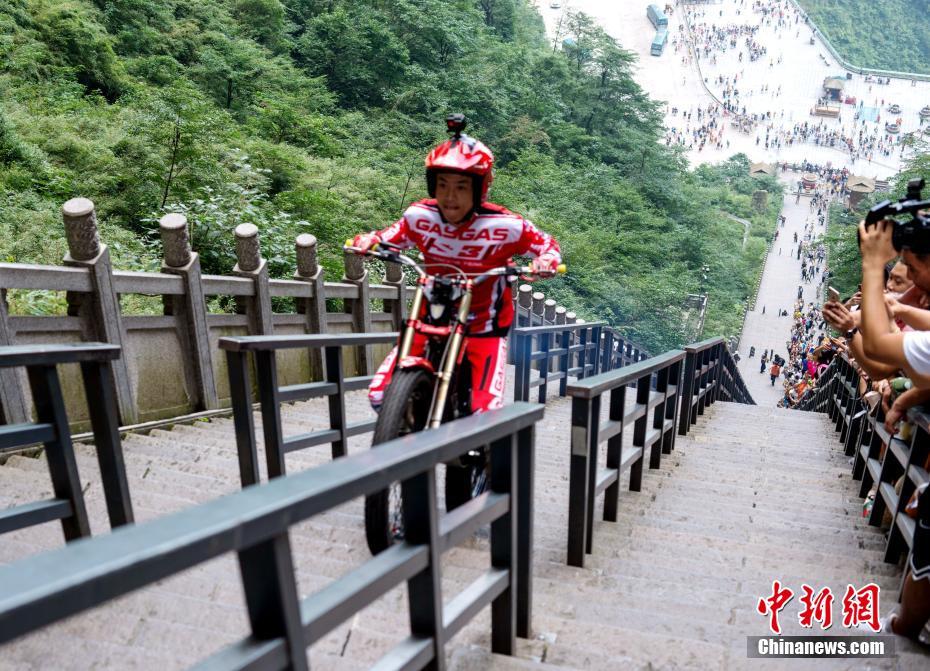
735,175,824,405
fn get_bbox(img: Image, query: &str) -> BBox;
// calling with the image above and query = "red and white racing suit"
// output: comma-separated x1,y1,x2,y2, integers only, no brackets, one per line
367,199,561,412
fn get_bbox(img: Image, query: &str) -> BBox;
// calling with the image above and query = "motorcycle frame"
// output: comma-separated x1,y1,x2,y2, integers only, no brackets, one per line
396,276,474,429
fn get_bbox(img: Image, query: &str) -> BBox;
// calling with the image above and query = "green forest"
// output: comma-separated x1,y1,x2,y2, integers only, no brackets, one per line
0,0,780,352
797,0,930,74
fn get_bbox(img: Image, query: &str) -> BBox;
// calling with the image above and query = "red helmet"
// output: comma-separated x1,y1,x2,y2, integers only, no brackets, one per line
425,114,494,208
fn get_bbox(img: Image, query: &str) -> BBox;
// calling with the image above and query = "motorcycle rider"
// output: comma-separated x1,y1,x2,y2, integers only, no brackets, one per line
351,115,562,414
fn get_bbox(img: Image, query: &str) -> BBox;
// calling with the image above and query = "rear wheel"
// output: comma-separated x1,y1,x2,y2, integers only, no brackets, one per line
364,369,433,555
445,449,488,512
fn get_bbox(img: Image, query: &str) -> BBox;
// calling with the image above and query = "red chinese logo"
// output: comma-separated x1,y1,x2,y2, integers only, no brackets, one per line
798,584,834,630
757,582,881,633
841,583,880,633
757,580,794,634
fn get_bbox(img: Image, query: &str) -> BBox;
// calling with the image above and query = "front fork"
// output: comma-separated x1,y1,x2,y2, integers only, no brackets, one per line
429,286,472,429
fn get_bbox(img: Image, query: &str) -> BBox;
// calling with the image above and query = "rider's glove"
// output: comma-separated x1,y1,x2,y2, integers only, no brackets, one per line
530,253,560,276
351,232,381,253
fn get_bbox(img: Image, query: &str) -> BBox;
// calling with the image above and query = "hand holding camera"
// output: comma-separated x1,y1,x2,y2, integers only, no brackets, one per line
857,177,930,257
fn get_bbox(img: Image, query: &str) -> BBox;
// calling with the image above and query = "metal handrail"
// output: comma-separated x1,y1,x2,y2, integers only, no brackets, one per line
564,349,686,566
513,322,605,402
789,353,929,602
0,343,132,541
0,403,545,667
219,333,398,486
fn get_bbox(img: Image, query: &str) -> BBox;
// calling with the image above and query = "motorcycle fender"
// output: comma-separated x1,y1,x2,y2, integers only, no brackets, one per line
397,356,435,374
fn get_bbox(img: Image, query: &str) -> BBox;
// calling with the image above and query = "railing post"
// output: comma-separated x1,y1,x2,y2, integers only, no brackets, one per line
0,290,29,424
79,359,133,527
630,373,650,491
565,313,577,380
402,469,445,666
678,350,697,435
233,223,274,336
489,432,517,655
61,198,137,424
531,292,545,327
383,257,407,331
531,292,545,377
237,533,308,671
26,364,91,541
255,350,285,479
515,424,534,639
343,249,372,375
324,345,347,459
603,384,626,522
537,328,550,404
295,234,327,378
543,299,556,325
664,358,683,452
514,330,532,403
590,325,602,375
159,213,219,410
601,329,614,373
576,321,588,380
567,395,593,568
226,349,260,487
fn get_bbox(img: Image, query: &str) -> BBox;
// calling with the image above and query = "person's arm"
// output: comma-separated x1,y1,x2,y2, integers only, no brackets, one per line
518,218,561,274
858,220,909,368
848,333,900,380
887,292,930,330
822,301,898,378
885,387,930,433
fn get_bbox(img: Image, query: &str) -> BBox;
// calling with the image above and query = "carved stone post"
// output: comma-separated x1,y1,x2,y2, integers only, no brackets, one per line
0,289,29,423
62,198,137,424
343,249,372,375
531,292,545,326
517,285,533,326
233,223,274,336
509,284,534,366
294,234,327,378
544,299,556,325
383,259,406,331
160,213,219,410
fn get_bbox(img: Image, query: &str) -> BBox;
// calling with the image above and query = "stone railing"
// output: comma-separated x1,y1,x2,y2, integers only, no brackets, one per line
0,198,616,433
0,198,409,431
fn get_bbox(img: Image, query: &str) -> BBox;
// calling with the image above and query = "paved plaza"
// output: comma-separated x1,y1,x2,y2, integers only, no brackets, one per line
540,0,922,403
541,0,930,178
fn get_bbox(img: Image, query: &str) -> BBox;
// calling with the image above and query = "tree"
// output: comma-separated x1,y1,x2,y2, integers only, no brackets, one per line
233,0,287,52
295,7,409,107
117,83,225,218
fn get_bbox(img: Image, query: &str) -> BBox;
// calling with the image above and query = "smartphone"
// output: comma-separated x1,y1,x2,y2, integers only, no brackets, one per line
827,286,841,303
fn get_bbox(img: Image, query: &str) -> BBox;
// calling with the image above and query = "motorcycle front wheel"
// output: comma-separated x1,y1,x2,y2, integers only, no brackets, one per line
364,368,433,555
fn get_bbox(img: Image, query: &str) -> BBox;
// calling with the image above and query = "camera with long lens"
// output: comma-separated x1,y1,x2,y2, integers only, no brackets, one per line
859,178,930,253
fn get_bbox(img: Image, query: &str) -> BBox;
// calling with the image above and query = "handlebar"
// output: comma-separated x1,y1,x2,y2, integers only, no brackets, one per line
343,239,566,282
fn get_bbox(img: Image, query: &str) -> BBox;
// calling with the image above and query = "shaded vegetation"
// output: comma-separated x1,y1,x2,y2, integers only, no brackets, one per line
0,0,780,351
797,0,930,74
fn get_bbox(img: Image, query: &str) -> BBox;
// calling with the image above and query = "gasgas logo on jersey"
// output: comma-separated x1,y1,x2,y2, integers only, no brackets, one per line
412,218,511,241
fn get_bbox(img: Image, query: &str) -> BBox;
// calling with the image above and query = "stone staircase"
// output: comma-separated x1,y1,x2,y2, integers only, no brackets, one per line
1,376,928,669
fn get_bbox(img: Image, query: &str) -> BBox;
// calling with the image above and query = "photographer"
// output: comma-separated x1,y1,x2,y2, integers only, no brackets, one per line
857,219,930,388
856,203,930,640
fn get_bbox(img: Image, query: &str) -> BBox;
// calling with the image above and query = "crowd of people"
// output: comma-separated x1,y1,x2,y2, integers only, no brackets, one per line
664,0,914,165
782,216,930,641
